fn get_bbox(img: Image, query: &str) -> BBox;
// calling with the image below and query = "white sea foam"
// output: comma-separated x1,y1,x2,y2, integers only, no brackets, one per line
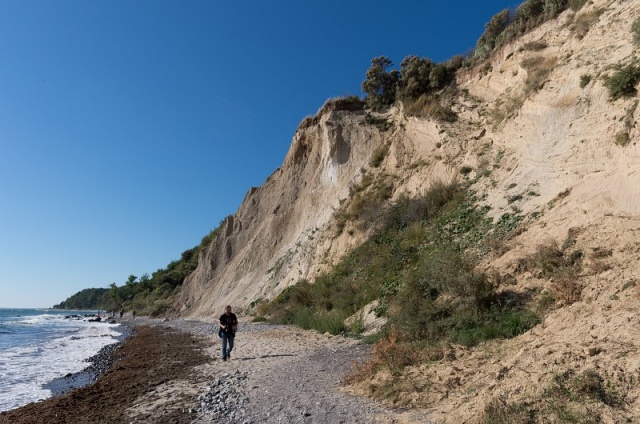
0,316,122,412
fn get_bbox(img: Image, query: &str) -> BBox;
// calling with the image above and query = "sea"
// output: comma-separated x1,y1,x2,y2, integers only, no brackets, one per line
0,308,124,412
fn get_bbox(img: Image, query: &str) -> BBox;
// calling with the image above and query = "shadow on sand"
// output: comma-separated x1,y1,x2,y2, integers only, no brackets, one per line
234,354,296,361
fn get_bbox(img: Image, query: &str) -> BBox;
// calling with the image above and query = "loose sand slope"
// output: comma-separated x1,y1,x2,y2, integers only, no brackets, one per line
348,1,640,421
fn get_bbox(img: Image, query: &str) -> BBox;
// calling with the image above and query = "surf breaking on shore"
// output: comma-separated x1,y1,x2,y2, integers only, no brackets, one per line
0,317,431,423
0,323,209,423
0,310,125,412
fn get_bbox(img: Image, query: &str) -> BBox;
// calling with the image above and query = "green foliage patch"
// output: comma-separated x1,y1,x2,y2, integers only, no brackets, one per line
474,0,571,62
476,9,512,59
361,56,400,111
580,73,592,88
334,172,395,234
397,56,454,101
604,64,640,100
615,131,630,147
633,17,640,45
361,55,457,112
261,182,539,351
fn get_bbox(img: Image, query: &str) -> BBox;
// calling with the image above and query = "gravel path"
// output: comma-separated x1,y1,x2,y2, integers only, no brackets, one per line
131,317,432,423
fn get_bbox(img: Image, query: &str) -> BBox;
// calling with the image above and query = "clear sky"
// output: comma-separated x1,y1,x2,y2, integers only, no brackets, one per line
0,0,521,308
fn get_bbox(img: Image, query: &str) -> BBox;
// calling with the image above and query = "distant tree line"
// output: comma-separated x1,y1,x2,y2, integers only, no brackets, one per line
53,288,111,310
52,216,230,315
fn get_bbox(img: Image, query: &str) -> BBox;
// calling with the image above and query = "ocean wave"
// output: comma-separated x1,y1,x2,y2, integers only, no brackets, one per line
0,317,124,412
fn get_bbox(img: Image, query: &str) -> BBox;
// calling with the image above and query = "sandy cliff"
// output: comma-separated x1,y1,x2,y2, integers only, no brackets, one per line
176,0,640,419
179,0,640,325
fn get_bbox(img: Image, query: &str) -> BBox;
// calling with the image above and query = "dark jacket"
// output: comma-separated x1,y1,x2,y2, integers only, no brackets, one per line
219,313,238,336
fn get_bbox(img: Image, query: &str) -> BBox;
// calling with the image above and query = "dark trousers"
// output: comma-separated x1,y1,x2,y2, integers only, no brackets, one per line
221,332,234,358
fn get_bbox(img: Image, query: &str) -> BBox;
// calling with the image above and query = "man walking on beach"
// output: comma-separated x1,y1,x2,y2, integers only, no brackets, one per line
219,305,238,361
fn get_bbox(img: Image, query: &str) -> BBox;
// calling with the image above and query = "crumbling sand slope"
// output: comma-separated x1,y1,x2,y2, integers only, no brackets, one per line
178,102,456,318
179,1,640,419
346,1,640,422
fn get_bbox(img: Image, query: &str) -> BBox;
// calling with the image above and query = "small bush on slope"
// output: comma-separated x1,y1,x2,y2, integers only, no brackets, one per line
604,64,640,100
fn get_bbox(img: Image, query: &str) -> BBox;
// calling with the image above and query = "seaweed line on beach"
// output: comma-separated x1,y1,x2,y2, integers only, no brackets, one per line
1,318,431,423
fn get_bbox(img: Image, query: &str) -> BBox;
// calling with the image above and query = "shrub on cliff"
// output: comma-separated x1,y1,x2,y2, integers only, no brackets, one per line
361,56,399,111
604,64,640,100
475,9,512,59
397,56,454,101
515,0,545,27
543,0,568,19
474,0,570,60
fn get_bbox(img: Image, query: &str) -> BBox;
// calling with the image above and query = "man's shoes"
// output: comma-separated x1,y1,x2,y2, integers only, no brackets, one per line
227,352,231,359
222,356,227,361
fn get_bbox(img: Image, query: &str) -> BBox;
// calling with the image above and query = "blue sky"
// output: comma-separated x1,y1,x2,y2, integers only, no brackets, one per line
0,1,521,308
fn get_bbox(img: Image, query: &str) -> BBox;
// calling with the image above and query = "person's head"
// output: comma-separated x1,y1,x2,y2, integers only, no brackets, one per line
225,305,232,314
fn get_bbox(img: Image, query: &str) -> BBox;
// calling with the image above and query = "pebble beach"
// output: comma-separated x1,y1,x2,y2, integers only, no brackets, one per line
0,317,432,423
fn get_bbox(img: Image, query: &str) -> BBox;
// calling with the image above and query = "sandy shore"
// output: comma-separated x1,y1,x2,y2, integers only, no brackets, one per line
0,317,431,423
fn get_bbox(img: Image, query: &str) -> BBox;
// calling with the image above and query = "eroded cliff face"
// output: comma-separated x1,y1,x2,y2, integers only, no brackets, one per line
179,0,640,343
176,0,640,420
178,95,462,318
178,109,388,317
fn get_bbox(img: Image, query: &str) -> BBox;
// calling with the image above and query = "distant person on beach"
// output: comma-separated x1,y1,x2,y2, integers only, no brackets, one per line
120,309,124,319
219,305,238,361
132,310,136,320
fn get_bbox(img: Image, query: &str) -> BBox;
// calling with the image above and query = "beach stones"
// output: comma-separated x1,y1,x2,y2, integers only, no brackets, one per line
196,370,249,422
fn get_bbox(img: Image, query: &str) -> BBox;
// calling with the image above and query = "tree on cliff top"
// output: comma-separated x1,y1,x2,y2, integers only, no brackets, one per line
361,56,400,111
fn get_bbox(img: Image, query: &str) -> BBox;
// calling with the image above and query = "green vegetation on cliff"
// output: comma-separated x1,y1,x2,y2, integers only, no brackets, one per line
53,217,230,315
258,181,538,349
358,0,595,117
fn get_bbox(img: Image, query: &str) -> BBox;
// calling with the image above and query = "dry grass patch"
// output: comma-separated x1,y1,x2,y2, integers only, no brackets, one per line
404,94,457,122
552,273,583,305
523,40,548,51
478,396,533,424
344,326,418,380
369,143,390,167
491,94,526,127
478,368,627,423
521,56,557,93
572,8,604,39
516,238,585,305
